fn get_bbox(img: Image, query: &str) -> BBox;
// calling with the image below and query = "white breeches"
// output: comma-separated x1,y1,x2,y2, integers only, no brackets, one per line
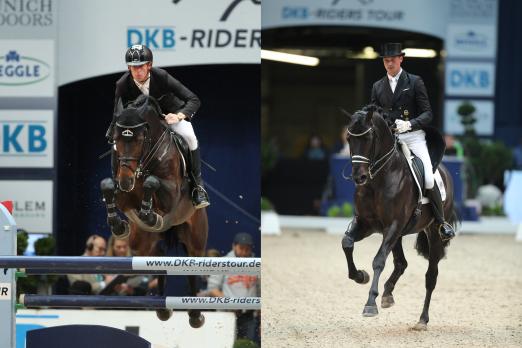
170,120,198,151
398,130,434,189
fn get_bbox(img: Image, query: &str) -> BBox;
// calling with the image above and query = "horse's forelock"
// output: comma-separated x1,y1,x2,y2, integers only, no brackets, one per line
117,107,143,127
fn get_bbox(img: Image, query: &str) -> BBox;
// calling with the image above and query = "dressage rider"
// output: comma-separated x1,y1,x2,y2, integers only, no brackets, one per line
370,42,454,240
106,44,209,209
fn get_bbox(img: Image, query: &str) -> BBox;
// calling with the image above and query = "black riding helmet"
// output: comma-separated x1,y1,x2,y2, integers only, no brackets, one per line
125,44,153,66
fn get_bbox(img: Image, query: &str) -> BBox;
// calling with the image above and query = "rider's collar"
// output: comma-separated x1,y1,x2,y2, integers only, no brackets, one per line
134,74,150,87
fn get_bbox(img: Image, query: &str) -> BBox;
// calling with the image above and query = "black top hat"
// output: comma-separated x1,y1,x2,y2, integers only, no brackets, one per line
233,232,253,246
380,43,405,57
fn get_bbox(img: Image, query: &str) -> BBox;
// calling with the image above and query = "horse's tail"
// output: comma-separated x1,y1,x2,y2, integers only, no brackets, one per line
415,203,461,260
415,230,430,260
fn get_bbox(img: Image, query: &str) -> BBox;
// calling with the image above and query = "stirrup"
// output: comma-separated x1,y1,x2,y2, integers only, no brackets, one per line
192,185,210,209
438,222,455,241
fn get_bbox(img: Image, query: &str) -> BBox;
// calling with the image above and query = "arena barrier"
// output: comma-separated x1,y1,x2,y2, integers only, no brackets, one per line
0,202,261,348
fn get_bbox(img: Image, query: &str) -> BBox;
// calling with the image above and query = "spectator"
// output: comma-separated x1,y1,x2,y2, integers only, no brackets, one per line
205,233,260,345
444,134,464,159
104,236,149,296
332,126,350,157
198,248,222,295
106,235,132,257
304,135,328,160
67,235,107,294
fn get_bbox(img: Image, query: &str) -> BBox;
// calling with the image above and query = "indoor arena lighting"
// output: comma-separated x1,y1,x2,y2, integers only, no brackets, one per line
261,49,320,66
403,48,437,58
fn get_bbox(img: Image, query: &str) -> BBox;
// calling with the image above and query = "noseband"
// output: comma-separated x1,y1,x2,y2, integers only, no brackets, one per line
346,124,396,180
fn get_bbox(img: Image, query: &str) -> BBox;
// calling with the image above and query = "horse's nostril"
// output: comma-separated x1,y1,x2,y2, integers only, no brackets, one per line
355,175,368,185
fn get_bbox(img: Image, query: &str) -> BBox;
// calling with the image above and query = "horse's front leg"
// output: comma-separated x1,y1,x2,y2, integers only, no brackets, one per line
341,216,370,284
100,177,129,238
363,221,402,317
138,175,163,228
381,237,408,309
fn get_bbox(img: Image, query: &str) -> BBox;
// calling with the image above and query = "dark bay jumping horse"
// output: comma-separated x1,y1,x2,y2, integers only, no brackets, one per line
100,95,208,328
340,105,458,330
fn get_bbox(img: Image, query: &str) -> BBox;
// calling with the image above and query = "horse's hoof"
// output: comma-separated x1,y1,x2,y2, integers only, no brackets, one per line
362,305,378,317
189,314,205,328
112,220,130,239
411,322,428,331
381,295,395,308
156,309,173,321
356,270,370,284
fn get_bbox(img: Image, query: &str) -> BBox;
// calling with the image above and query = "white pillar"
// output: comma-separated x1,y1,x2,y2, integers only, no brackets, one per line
0,203,17,348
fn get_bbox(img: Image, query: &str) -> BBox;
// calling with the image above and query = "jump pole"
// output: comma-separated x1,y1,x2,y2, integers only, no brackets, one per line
0,256,261,275
20,294,261,310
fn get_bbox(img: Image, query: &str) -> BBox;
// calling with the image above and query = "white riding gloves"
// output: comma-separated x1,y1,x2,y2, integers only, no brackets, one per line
395,119,412,133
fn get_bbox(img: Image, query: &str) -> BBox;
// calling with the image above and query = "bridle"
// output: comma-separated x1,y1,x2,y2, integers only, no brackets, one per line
115,121,171,179
346,123,397,180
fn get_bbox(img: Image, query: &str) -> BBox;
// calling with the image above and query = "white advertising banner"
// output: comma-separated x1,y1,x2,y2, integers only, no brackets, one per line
444,99,494,136
0,180,53,233
58,0,261,85
445,62,495,97
0,0,57,37
262,0,447,39
0,39,55,96
446,24,497,58
0,110,54,168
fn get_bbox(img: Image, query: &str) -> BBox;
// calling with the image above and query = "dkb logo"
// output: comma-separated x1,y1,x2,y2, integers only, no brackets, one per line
127,27,176,50
1,122,47,153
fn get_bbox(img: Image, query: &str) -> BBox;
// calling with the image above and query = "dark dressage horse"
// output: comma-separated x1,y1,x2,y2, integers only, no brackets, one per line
340,105,458,330
100,95,208,328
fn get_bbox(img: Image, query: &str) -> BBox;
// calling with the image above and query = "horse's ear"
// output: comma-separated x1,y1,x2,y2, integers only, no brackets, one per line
339,108,352,122
365,107,375,123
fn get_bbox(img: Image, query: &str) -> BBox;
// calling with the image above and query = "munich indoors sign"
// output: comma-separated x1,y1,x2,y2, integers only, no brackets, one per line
0,39,55,97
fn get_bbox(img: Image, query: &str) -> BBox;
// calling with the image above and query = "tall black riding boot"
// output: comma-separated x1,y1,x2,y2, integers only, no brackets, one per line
426,185,455,240
190,148,210,209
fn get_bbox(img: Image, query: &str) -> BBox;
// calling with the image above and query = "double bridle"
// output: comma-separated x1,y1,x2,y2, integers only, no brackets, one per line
115,121,171,179
346,124,397,180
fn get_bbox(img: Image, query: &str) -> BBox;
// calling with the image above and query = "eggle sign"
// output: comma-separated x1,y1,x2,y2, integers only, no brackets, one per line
0,39,54,96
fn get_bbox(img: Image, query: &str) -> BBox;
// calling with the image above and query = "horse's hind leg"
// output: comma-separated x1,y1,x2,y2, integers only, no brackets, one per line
155,275,173,321
151,238,173,321
382,237,408,308
181,217,207,329
187,275,205,328
138,175,163,229
100,178,129,238
341,217,370,284
413,226,444,331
